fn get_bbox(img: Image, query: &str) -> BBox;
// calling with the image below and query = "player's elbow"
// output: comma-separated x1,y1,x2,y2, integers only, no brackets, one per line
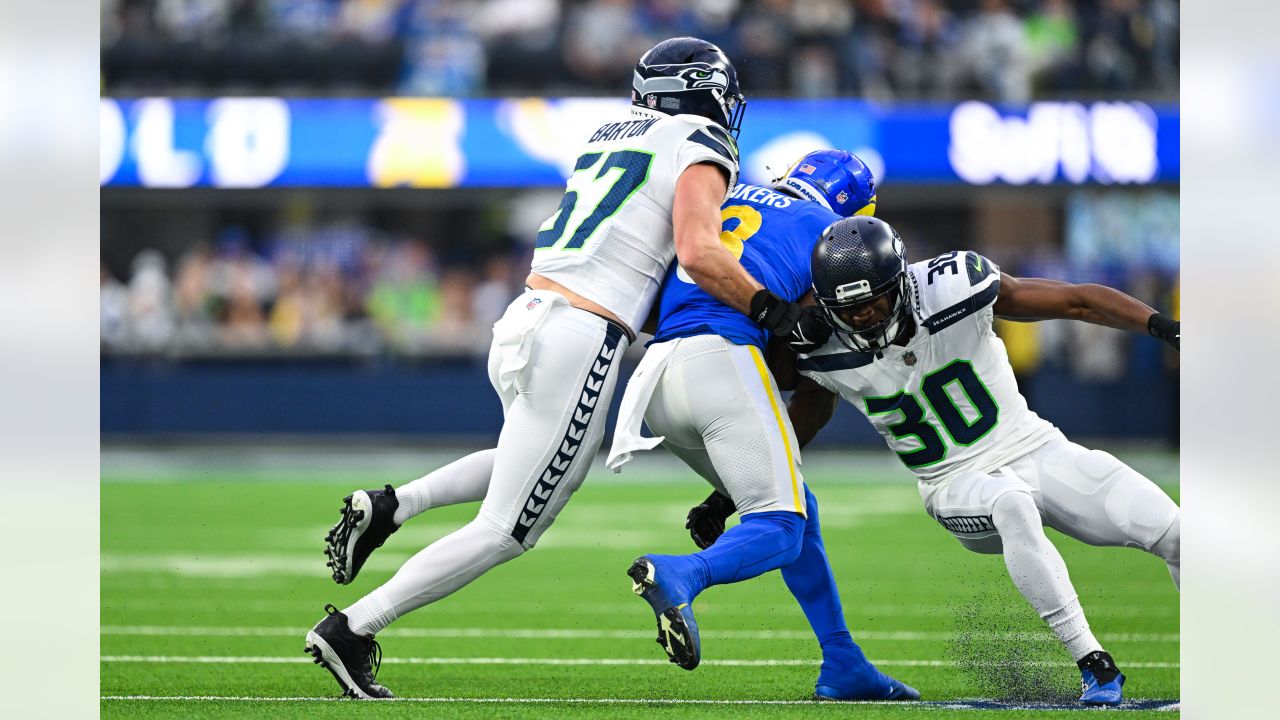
675,237,716,279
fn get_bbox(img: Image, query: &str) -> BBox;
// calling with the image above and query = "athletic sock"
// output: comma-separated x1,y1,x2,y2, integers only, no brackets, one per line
392,449,496,525
651,510,804,602
991,491,1102,662
780,486,857,653
1043,596,1102,661
342,588,397,638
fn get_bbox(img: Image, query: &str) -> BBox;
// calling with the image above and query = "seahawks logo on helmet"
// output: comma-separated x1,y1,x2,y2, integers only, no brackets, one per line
634,63,729,98
677,66,729,93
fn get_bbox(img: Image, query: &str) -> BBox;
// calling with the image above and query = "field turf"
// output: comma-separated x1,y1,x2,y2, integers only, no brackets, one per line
101,448,1179,719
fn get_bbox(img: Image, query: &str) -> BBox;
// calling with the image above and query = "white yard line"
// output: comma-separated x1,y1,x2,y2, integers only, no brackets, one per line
99,655,1180,669
95,695,902,705
99,624,1179,643
98,695,1181,711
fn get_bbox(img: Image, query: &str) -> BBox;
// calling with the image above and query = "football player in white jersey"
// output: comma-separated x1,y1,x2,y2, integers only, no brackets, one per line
768,216,1178,706
303,37,832,699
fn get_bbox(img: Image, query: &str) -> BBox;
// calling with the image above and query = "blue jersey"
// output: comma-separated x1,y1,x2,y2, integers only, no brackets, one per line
652,183,840,350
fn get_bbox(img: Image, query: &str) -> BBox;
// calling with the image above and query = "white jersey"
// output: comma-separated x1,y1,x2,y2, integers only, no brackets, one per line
798,251,1062,485
530,107,739,332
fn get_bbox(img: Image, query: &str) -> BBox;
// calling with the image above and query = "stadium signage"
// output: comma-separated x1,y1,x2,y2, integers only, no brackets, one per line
100,98,1178,188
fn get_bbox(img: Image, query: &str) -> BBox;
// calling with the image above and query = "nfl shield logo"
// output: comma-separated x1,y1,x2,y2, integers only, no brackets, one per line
798,163,816,174
526,297,543,310
836,191,849,204
903,351,917,366
646,94,658,108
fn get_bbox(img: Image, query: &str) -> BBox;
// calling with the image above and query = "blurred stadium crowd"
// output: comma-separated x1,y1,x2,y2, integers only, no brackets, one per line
101,0,1180,438
100,189,1178,394
101,215,528,357
102,0,1178,102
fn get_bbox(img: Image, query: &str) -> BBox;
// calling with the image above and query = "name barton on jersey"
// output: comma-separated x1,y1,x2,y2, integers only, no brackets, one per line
530,108,739,334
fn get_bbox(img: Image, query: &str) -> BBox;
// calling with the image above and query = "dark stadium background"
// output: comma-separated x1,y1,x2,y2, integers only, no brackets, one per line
99,0,1180,448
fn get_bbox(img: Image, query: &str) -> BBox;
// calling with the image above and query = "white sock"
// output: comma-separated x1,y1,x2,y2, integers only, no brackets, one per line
344,517,523,637
992,492,1102,661
393,449,496,525
1042,596,1101,661
342,588,396,638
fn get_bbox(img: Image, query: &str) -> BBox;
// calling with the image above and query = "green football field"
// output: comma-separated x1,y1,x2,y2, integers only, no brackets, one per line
101,448,1179,719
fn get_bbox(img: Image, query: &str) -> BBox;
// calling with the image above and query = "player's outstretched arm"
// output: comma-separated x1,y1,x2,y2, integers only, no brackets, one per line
993,273,1180,350
673,163,763,313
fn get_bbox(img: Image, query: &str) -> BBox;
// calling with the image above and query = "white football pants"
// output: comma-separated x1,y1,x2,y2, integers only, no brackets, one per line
343,290,628,637
631,335,807,516
921,436,1180,660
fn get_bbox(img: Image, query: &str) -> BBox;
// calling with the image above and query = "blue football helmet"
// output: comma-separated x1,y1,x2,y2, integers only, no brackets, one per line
774,149,876,218
632,37,746,138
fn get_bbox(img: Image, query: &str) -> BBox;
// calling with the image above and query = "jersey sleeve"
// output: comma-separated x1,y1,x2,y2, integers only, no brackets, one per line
668,116,739,200
797,365,841,395
917,251,1002,334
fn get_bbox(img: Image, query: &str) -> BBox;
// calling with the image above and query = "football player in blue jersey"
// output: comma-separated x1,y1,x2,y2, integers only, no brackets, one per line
605,150,919,701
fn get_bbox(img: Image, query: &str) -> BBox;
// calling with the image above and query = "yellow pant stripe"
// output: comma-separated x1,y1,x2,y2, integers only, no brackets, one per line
746,345,802,513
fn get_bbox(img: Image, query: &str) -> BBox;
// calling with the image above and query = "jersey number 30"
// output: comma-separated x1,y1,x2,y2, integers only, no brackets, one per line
536,150,654,251
865,360,999,468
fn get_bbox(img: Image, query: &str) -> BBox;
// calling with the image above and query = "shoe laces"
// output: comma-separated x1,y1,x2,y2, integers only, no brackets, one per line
363,636,383,680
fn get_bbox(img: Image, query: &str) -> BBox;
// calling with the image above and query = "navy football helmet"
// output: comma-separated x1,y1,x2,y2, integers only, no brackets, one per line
632,37,746,138
774,150,877,218
811,216,912,353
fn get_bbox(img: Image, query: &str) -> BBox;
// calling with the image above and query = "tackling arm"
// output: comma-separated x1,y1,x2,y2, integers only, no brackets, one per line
673,163,762,313
993,273,1180,349
787,375,839,450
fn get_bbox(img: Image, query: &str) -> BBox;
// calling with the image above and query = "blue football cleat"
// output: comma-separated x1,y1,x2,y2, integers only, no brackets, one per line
1078,650,1125,706
813,647,921,701
1079,668,1125,706
627,556,701,670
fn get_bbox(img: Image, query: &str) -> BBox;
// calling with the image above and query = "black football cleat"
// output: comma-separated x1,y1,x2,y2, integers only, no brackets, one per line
325,485,400,585
304,604,394,699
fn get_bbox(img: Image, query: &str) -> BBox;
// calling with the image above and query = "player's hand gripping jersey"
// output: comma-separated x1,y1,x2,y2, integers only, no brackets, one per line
651,183,841,349
530,108,740,334
798,251,1062,484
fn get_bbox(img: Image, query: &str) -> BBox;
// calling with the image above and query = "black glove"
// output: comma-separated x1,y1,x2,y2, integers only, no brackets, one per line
1147,312,1180,351
750,290,832,353
685,491,736,549
789,306,834,353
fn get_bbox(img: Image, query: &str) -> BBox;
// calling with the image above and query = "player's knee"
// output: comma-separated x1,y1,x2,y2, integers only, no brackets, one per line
475,513,531,555
1151,512,1180,564
991,491,1043,539
745,510,806,565
802,486,822,536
